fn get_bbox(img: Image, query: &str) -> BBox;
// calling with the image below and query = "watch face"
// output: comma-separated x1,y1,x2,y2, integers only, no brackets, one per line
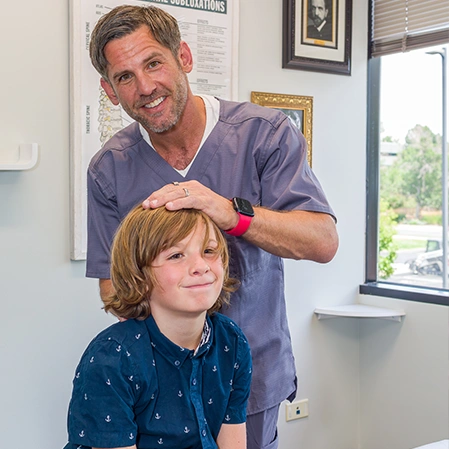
233,197,255,217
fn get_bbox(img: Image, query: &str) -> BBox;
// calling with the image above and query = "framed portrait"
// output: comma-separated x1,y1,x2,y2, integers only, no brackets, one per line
251,91,313,166
282,0,352,75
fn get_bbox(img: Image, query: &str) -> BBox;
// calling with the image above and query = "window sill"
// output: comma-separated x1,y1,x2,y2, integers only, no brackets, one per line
360,282,449,307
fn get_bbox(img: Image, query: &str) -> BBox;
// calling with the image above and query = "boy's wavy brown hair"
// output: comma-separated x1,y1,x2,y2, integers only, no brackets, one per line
104,206,238,320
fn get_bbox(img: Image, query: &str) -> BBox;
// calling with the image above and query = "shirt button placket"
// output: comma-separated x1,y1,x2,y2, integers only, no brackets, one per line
190,359,208,445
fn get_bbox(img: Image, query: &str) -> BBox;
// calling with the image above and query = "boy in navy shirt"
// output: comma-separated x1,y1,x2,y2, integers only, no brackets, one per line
64,206,252,449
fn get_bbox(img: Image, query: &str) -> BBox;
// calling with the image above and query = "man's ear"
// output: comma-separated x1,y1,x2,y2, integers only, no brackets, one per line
178,41,194,74
100,78,120,106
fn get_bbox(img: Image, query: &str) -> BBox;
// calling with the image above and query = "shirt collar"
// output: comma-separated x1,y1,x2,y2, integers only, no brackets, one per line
194,317,212,356
145,315,213,368
138,95,220,177
317,20,327,32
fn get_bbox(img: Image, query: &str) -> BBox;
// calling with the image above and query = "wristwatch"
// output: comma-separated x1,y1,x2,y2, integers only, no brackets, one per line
225,197,255,237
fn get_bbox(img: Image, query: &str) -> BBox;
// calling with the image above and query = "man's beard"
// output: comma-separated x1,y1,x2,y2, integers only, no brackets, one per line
125,71,189,134
313,16,324,27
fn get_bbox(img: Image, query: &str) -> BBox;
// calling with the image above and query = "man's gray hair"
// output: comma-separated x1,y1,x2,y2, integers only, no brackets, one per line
89,5,181,82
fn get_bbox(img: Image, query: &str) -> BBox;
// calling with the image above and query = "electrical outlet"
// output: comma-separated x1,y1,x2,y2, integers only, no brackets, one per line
286,399,309,421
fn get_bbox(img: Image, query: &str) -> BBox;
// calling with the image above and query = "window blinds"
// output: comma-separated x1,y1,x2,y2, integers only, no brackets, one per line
370,0,449,57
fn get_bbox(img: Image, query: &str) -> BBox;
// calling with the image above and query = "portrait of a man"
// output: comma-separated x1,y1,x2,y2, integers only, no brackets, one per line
307,0,333,41
279,108,304,132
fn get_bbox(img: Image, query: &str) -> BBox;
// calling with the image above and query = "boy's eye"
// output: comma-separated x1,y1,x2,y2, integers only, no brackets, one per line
168,252,183,260
204,247,218,255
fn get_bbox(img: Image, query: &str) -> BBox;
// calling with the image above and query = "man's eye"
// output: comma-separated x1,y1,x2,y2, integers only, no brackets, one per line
118,73,132,83
148,61,160,69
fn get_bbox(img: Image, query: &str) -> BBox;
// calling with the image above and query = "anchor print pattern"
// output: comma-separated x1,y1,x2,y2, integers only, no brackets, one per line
67,316,251,449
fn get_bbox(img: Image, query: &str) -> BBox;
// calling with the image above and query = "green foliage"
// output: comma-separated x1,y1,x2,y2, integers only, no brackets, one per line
382,135,398,143
378,199,398,279
380,164,405,209
401,125,442,215
380,125,443,219
394,239,426,251
421,213,442,225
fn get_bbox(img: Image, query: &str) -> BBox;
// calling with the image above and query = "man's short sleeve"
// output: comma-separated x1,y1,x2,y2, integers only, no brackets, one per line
86,162,120,279
259,115,336,220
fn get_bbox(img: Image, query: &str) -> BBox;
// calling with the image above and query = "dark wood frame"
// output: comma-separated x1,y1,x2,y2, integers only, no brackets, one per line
282,0,352,75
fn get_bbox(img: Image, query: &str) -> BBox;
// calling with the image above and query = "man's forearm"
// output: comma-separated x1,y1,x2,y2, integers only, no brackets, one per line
99,278,114,303
243,208,338,262
142,181,338,262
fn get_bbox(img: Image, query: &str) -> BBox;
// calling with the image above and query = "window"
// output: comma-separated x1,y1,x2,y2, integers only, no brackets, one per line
363,1,449,306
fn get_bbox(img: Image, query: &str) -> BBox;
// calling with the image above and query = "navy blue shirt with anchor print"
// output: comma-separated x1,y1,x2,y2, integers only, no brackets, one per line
63,312,252,449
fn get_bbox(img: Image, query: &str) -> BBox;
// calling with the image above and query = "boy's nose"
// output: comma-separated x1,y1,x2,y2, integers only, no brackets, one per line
191,256,210,276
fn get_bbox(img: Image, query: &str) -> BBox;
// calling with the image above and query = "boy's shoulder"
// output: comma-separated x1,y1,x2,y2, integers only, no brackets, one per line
210,313,248,343
86,318,150,354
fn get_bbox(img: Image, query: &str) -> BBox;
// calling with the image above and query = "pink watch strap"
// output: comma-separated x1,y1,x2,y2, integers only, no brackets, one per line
225,213,252,237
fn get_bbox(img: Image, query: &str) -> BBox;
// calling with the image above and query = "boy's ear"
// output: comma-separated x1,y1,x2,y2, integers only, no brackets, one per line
100,78,120,106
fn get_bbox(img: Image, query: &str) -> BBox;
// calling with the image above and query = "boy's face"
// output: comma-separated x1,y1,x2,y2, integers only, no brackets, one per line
149,220,224,318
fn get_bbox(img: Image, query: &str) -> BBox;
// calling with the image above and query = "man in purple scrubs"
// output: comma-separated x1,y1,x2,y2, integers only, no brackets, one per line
86,5,338,449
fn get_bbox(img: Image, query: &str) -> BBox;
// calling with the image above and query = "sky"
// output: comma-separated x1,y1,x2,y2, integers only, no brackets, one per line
380,44,448,145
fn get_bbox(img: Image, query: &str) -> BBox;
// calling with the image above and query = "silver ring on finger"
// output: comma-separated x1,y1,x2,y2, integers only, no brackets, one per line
183,187,190,197
172,181,180,186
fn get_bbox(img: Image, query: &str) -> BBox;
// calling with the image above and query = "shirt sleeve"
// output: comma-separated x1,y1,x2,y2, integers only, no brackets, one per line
67,338,139,448
259,115,336,220
86,160,120,279
223,334,252,424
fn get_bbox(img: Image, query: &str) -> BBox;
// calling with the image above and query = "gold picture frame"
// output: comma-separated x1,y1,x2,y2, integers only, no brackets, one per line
251,91,313,166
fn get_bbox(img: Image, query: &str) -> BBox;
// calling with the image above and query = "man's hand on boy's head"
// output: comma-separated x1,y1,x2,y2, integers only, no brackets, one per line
142,180,239,232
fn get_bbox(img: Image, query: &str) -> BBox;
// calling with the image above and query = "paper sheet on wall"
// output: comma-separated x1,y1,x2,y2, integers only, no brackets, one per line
70,0,239,260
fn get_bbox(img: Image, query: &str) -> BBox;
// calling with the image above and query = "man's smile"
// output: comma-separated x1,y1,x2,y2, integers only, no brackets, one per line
143,96,165,109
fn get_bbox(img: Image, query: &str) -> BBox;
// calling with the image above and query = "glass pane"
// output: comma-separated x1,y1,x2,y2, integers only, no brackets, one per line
378,44,448,289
